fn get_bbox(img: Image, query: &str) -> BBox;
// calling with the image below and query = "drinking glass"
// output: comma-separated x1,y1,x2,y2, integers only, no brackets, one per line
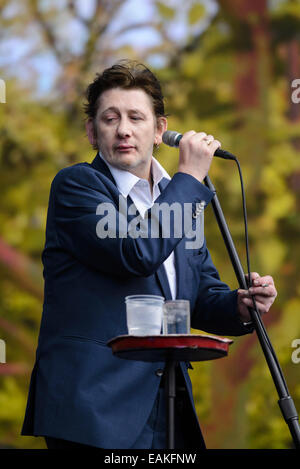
125,295,165,336
163,300,190,334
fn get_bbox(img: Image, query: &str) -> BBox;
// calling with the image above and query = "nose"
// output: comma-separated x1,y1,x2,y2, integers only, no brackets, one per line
117,117,132,139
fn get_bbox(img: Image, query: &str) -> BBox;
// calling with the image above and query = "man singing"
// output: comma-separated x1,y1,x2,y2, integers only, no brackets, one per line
22,60,277,449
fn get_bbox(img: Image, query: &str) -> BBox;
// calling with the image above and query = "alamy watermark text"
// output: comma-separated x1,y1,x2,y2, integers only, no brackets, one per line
291,79,300,104
95,196,205,249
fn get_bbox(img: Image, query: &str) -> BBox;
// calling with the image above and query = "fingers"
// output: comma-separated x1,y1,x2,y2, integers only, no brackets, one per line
179,130,205,143
237,294,273,315
237,272,277,317
238,290,265,313
205,135,221,151
178,130,222,182
240,273,276,296
179,131,221,161
180,130,197,142
180,131,220,148
245,272,259,286
238,289,275,302
249,284,277,297
203,134,214,145
245,272,275,288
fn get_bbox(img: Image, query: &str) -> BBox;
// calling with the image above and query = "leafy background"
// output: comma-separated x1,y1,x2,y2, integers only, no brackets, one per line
0,0,299,449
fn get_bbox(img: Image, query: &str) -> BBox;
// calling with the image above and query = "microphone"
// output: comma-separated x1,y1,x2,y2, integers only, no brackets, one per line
162,130,236,160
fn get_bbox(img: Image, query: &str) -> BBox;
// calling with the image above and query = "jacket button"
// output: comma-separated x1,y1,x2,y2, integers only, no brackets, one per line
155,368,164,377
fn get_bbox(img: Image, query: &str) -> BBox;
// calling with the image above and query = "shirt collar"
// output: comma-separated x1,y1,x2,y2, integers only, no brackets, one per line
98,152,171,198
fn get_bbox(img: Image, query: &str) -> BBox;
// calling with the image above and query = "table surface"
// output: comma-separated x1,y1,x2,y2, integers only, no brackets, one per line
107,334,233,362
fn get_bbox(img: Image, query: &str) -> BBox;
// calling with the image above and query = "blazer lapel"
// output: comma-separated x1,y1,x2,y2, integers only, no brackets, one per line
90,152,116,185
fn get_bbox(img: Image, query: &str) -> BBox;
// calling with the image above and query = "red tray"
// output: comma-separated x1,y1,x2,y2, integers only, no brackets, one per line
107,334,233,362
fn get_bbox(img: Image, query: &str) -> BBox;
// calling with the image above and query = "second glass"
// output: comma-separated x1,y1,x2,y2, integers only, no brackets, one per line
163,300,190,335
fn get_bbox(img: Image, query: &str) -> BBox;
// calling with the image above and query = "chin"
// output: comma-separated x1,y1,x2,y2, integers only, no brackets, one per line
115,157,137,169
113,153,142,169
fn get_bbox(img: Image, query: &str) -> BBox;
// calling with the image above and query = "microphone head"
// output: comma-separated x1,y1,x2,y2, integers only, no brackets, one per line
162,130,182,147
163,130,236,160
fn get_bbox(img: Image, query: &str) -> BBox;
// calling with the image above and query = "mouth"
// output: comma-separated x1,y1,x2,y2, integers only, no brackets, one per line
115,143,136,152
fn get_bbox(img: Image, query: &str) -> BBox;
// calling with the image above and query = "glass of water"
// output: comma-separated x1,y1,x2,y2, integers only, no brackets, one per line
125,295,165,336
163,300,190,334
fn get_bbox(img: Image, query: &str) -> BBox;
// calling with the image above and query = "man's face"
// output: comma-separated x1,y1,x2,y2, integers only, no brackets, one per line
86,87,167,180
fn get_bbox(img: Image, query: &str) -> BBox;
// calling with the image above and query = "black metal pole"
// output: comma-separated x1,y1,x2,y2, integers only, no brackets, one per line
204,175,300,449
164,360,176,449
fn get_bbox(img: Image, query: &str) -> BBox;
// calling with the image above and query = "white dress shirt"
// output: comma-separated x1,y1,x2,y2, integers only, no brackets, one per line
99,153,177,299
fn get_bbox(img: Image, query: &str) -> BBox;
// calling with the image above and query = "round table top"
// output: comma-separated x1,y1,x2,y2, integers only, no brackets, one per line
107,334,233,362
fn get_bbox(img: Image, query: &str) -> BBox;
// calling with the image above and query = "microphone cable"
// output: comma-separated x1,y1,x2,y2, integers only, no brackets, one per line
229,155,289,394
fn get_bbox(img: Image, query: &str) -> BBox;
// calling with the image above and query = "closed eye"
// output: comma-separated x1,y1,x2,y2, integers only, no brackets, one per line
104,116,118,123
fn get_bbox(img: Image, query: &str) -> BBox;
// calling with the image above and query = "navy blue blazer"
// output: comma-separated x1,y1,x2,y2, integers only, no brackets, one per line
22,153,251,448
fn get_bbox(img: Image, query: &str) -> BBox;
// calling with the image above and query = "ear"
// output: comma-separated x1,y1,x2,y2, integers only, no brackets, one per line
85,119,97,147
154,117,167,145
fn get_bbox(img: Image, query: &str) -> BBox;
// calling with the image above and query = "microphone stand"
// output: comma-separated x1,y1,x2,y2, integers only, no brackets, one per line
204,174,300,449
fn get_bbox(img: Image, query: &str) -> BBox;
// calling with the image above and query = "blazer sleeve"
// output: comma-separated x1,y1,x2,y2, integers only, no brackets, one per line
191,240,254,336
52,164,214,277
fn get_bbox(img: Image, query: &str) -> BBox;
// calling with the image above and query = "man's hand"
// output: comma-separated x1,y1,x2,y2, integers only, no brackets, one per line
237,272,277,323
177,131,221,182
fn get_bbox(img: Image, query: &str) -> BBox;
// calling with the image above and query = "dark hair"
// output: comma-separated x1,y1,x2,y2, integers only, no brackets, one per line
84,60,167,122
